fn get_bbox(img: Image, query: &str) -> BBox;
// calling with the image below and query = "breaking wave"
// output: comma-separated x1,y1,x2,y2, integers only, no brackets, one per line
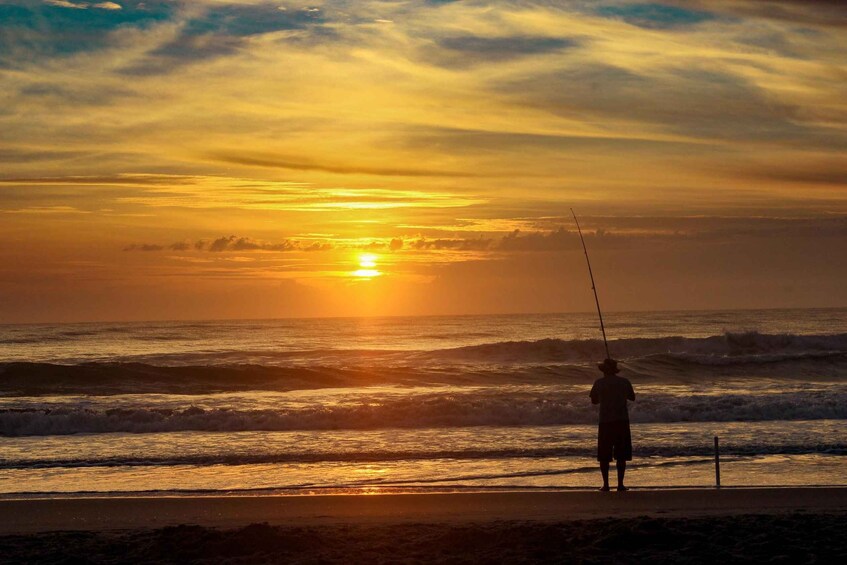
1,332,846,396
3,389,845,436
429,332,847,364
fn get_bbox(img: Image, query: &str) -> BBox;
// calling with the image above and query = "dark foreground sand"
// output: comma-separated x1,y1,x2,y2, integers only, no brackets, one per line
0,489,845,563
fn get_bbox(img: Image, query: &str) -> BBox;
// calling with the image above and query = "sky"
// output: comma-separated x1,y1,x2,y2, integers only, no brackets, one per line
1,0,846,322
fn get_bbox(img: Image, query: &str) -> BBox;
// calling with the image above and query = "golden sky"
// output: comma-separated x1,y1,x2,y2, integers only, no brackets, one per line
1,0,846,322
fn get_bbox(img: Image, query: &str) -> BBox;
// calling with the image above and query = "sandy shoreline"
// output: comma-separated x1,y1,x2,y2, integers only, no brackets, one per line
0,489,845,563
1,487,845,534
1,489,845,563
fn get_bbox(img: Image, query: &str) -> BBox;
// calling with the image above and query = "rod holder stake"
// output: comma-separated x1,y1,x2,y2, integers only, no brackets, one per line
714,436,721,489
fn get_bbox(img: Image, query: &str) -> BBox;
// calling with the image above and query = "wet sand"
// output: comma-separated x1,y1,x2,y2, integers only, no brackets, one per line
0,488,844,563
1,487,845,534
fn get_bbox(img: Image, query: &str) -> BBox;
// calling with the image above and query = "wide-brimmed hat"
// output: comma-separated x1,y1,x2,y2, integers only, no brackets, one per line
597,358,620,374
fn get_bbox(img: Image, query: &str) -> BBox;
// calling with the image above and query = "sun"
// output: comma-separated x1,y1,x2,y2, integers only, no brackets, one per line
353,253,381,278
359,253,378,268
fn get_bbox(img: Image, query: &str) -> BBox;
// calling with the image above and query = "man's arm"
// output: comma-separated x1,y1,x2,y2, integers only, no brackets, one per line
627,380,635,401
589,382,600,405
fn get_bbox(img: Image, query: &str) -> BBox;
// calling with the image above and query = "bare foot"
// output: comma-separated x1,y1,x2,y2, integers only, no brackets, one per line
617,485,629,492
599,486,610,492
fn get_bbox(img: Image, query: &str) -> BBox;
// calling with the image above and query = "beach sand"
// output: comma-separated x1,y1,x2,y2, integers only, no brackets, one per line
0,488,845,563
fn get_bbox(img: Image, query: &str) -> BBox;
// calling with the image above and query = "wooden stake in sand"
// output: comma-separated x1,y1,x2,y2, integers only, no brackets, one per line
714,436,721,488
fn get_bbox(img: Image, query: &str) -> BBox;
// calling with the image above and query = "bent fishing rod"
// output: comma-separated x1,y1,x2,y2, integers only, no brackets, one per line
571,209,611,360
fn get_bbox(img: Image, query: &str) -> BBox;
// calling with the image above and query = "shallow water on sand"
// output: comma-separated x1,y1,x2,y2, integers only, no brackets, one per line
1,420,844,495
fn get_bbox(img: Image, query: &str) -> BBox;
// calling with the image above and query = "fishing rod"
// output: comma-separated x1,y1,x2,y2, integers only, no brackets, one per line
571,209,611,360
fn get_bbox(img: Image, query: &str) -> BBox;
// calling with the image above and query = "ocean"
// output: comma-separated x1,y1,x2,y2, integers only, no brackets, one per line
1,309,846,496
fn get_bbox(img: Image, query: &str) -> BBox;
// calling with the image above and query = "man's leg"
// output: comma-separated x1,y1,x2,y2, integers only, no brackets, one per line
600,460,610,491
616,460,627,491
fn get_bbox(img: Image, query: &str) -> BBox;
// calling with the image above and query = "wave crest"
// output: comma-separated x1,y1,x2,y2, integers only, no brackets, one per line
3,389,845,436
433,332,847,363
2,331,847,396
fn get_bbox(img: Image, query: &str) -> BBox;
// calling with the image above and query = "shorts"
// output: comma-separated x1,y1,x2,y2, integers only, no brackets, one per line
597,420,632,462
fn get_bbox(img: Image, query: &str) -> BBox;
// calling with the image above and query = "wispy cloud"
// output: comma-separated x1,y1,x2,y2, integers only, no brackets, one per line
45,1,122,9
428,34,578,67
205,151,484,178
2,205,92,215
45,1,86,9
0,174,196,185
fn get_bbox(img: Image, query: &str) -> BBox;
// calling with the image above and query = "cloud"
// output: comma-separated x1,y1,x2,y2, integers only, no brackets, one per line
44,1,122,9
205,151,483,178
18,81,134,106
123,232,603,254
0,1,171,67
496,228,578,251
2,205,92,215
208,236,239,252
121,33,243,75
398,125,704,157
498,62,822,145
741,161,847,186
0,174,196,185
205,235,297,252
304,242,333,251
126,235,312,253
670,0,847,29
119,2,329,74
45,1,87,9
4,1,330,72
123,243,163,251
407,237,493,251
499,217,847,245
429,34,578,67
0,148,88,163
387,216,847,255
9,172,481,213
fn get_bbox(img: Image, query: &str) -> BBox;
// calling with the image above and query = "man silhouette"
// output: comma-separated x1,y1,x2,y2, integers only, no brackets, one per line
589,358,635,492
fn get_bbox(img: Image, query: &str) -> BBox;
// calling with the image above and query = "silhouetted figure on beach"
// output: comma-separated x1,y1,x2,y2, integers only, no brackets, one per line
590,358,635,492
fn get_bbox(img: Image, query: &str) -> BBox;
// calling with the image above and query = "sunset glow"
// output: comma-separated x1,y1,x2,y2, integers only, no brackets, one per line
0,0,845,322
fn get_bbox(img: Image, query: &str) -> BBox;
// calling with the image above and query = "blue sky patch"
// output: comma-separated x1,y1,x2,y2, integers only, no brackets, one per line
596,3,715,29
119,3,328,75
1,1,330,72
181,3,324,37
0,1,173,66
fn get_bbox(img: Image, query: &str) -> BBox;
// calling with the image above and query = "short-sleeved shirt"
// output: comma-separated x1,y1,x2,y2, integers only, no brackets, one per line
589,375,635,423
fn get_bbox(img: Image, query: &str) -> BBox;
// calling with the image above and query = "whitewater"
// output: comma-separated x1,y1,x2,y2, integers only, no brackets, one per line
1,308,846,495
